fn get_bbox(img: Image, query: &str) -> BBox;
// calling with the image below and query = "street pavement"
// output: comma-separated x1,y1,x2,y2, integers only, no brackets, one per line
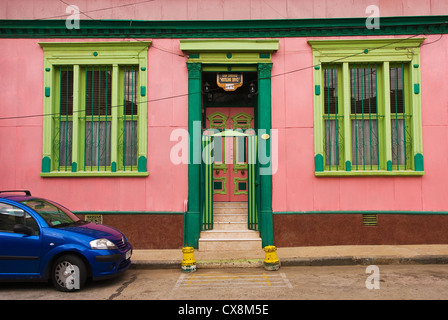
131,244,448,270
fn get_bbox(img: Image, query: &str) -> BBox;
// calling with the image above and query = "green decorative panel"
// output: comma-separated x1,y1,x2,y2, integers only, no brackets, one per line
42,156,51,173
314,154,324,172
414,153,424,171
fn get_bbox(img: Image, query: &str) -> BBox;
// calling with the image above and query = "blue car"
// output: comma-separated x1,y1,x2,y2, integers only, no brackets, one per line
0,190,132,292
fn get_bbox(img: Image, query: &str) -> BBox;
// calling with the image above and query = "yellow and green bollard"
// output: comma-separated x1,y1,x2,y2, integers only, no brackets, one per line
181,247,196,273
263,245,280,271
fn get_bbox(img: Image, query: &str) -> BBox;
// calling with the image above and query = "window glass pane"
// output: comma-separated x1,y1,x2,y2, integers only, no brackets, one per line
0,204,24,233
124,66,138,116
0,204,38,235
325,119,341,168
324,65,338,114
59,121,72,167
350,64,377,114
351,119,379,168
85,67,112,116
60,68,73,116
390,64,404,113
123,120,137,167
85,121,111,167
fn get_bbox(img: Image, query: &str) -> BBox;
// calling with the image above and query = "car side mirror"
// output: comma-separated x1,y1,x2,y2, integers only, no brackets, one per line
13,224,34,236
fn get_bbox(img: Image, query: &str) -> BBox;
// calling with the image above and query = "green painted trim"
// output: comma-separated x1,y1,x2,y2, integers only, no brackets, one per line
41,156,51,173
71,162,77,173
40,41,149,176
213,177,227,195
180,39,279,52
257,63,274,247
345,161,351,171
274,211,448,215
40,171,149,177
138,156,147,172
311,38,424,175
185,62,202,248
387,160,393,171
414,83,420,94
315,170,424,177
1,16,447,38
414,153,424,171
181,39,278,64
44,87,50,97
75,211,184,215
314,154,324,172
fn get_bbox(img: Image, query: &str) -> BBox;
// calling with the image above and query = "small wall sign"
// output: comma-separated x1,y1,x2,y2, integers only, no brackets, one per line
217,73,243,91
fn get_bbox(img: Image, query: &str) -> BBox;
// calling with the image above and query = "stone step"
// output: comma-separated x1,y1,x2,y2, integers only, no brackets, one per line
198,238,262,251
213,221,249,230
200,229,260,240
213,202,247,209
213,207,248,214
213,214,248,223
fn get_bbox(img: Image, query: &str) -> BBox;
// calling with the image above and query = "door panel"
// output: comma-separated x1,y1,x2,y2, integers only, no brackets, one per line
206,107,254,202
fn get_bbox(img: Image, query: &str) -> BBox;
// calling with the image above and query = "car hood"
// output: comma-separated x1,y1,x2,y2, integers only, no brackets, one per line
59,221,123,241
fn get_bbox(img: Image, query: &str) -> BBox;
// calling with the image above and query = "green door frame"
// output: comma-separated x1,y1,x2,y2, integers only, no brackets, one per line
181,39,278,248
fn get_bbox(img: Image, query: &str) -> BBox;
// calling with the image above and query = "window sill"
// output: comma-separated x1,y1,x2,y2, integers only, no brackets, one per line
40,171,149,177
315,170,425,177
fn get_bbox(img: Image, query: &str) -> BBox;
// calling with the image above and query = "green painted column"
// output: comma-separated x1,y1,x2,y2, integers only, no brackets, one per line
257,63,274,247
185,62,202,248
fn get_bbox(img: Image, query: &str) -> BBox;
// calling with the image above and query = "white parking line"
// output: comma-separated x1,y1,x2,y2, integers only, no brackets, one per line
173,272,293,290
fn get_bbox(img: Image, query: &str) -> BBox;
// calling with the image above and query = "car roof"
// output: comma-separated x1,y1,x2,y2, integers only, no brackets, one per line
0,190,35,202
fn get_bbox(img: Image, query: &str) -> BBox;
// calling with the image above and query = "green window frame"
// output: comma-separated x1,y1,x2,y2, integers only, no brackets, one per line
309,38,425,176
39,42,150,177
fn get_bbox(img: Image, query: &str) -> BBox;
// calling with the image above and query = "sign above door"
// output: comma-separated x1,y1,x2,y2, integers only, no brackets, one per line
217,73,243,91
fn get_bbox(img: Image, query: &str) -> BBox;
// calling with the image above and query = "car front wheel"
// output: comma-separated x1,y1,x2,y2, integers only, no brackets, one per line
52,255,87,292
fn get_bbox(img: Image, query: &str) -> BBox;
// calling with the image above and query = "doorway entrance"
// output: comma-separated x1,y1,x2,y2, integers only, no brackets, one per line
199,71,260,250
181,39,278,249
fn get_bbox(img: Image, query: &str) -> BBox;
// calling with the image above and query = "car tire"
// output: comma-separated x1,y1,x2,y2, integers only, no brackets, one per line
52,255,87,292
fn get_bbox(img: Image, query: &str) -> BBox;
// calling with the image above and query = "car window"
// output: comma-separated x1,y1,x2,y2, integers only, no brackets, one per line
21,199,80,228
0,203,39,235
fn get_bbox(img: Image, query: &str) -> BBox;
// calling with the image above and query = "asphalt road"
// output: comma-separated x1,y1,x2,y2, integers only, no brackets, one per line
2,264,448,301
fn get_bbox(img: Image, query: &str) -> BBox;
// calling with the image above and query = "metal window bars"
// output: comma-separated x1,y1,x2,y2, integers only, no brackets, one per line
390,62,411,170
84,66,112,171
57,66,73,171
350,63,380,170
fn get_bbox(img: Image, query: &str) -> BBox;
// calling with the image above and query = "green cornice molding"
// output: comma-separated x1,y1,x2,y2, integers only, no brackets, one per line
180,39,279,52
181,39,278,64
0,16,447,38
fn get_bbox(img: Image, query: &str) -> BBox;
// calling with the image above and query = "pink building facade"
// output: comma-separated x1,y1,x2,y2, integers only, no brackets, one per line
1,0,448,249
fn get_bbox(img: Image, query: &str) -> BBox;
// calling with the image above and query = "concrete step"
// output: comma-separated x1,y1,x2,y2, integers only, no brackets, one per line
200,229,260,240
213,221,249,230
213,207,248,214
198,238,262,251
213,214,248,223
213,202,247,209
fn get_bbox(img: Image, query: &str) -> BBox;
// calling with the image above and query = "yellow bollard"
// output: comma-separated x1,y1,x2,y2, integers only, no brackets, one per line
263,245,280,271
181,247,196,273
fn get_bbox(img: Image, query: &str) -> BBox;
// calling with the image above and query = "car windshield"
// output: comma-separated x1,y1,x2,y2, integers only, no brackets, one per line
20,199,81,228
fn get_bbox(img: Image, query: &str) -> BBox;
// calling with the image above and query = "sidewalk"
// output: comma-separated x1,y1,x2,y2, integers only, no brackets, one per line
130,244,448,269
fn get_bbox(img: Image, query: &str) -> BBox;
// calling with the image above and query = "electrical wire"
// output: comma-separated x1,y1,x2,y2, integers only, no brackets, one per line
0,10,446,121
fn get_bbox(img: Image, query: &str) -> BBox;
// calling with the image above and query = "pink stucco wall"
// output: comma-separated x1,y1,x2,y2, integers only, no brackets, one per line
0,38,189,212
1,0,447,20
271,34,448,213
1,0,448,214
